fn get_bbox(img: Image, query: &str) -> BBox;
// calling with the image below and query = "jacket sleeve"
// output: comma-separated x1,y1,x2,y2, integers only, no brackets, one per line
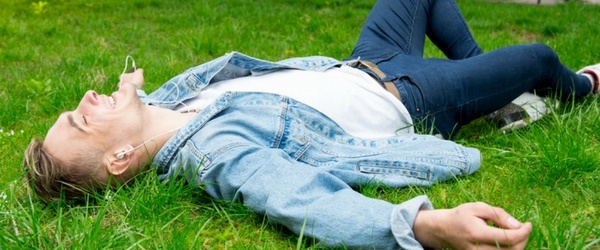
198,144,432,249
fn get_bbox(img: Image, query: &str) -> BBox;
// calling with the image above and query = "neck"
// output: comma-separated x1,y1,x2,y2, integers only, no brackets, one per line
135,106,196,163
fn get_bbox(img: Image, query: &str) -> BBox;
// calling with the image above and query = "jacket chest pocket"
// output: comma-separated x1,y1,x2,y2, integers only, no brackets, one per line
280,134,311,161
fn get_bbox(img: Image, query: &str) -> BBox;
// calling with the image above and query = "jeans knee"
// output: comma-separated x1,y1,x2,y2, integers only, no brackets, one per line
528,43,559,70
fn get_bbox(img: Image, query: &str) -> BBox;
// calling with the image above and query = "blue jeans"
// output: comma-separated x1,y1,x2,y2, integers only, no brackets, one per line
350,0,591,138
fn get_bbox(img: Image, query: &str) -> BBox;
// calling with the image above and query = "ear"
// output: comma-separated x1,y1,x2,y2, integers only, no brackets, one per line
106,145,135,176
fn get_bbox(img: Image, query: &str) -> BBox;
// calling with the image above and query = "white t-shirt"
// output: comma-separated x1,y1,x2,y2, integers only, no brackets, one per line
177,65,413,138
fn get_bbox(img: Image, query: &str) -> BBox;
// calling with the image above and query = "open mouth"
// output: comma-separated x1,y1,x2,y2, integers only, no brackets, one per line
108,95,116,108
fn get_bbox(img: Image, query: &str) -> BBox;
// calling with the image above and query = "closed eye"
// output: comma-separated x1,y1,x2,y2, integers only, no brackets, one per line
82,116,88,125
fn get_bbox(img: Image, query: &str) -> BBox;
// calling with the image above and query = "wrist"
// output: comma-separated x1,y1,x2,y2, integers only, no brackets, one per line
413,209,448,249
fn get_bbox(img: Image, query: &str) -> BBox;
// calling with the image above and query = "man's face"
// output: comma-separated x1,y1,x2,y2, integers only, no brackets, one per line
44,83,144,166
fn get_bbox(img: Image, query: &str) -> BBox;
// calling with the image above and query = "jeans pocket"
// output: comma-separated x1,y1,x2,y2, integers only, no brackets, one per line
368,51,401,64
393,76,426,118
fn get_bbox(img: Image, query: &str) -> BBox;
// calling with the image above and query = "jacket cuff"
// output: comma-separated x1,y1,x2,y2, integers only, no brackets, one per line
390,195,434,249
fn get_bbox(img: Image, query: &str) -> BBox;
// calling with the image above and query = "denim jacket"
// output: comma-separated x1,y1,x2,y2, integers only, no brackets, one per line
139,51,345,108
142,52,481,249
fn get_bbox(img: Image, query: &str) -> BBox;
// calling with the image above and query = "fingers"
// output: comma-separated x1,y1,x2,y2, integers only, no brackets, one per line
118,68,145,88
119,68,144,80
470,202,522,229
474,220,532,249
462,202,533,249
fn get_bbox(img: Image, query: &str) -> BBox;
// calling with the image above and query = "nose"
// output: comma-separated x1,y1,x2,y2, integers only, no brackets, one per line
76,90,99,112
84,90,99,105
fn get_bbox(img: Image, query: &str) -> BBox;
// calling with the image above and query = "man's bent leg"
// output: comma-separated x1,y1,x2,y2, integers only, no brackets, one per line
426,0,483,59
382,44,591,138
351,0,482,60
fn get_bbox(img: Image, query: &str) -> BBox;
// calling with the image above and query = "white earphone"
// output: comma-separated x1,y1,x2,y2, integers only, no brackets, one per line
122,55,137,74
115,148,134,160
115,126,182,160
115,55,182,160
114,56,191,160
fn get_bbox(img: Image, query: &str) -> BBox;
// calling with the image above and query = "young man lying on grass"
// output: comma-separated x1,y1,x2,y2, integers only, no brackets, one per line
24,0,600,248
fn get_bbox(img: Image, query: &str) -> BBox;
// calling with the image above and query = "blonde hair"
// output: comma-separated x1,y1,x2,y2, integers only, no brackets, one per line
23,138,104,202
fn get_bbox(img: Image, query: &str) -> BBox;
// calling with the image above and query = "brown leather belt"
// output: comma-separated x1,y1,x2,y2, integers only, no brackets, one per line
355,60,401,101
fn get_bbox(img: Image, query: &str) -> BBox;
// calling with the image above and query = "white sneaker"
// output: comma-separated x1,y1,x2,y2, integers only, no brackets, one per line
577,63,600,95
486,92,553,132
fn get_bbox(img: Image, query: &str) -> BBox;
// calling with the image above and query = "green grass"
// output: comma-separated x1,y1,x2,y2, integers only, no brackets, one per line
1,0,599,248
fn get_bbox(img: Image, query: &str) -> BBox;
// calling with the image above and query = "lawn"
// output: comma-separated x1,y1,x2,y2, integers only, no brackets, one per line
0,0,598,249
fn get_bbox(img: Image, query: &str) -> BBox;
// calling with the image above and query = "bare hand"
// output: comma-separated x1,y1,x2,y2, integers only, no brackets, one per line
413,202,532,249
118,68,145,89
